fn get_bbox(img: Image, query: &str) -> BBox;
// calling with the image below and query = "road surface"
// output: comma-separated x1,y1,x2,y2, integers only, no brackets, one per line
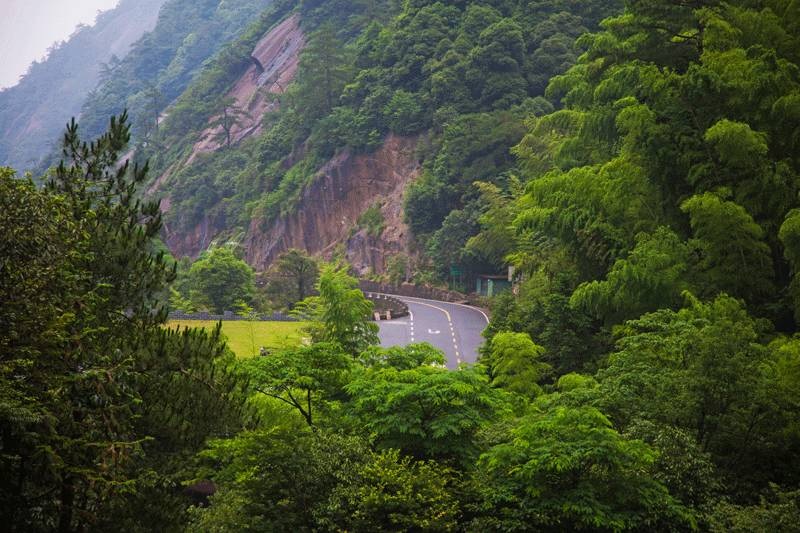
377,295,489,369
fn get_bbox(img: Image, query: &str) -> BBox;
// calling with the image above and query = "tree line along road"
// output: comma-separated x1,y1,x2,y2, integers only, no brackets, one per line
376,295,489,369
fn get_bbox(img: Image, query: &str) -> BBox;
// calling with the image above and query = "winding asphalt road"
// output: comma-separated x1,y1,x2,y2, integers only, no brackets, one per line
376,295,489,369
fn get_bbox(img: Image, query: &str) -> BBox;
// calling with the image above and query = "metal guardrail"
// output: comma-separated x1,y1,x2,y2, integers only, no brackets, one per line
358,279,471,304
364,292,409,320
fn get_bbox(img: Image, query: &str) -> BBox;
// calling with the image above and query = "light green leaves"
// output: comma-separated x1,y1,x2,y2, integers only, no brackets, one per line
681,193,774,301
478,405,692,531
295,263,379,355
571,227,690,324
244,343,351,426
484,331,550,397
346,365,506,464
705,119,768,170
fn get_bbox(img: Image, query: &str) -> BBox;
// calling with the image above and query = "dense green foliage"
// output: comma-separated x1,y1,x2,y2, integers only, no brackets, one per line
294,263,380,354
145,0,800,527
171,246,318,315
79,0,277,143
134,0,621,285
184,245,256,313
261,248,320,310
470,0,800,526
0,115,242,531
476,405,693,531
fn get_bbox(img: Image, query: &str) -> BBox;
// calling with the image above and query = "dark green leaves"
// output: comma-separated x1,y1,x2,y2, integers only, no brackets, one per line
185,245,256,314
476,405,693,531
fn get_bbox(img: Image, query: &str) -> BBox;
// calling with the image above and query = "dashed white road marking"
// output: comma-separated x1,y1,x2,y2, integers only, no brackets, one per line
401,298,462,366
376,294,490,367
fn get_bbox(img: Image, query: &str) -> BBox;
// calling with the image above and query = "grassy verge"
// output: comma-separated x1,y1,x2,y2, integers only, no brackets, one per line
167,320,307,357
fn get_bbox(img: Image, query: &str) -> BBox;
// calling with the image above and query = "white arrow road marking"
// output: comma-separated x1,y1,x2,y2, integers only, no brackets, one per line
401,299,458,365
376,295,470,367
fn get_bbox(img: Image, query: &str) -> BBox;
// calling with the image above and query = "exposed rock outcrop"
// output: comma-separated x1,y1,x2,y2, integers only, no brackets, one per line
244,134,421,273
186,14,304,164
162,14,306,256
164,134,421,272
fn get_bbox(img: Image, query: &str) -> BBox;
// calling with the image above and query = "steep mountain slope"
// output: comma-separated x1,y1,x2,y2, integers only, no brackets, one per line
186,13,304,164
0,0,622,278
141,0,621,280
245,132,420,273
0,0,166,171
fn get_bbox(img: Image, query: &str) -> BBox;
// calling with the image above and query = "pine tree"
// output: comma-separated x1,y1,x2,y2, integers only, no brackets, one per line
209,96,251,148
1,113,243,531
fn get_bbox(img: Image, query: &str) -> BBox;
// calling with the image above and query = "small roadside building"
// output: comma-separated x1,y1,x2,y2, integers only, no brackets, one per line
475,274,512,297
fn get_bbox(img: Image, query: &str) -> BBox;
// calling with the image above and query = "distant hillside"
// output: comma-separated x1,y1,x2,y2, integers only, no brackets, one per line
0,0,166,171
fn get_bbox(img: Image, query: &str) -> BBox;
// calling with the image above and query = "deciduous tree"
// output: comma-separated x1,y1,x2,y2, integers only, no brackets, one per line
187,245,255,313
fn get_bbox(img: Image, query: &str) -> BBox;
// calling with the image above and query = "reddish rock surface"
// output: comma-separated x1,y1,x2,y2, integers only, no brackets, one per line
244,134,421,273
164,134,421,275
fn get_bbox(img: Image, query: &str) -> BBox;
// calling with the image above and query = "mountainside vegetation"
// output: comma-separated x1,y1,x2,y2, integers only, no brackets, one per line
134,0,621,276
78,0,277,143
2,0,800,530
0,0,276,173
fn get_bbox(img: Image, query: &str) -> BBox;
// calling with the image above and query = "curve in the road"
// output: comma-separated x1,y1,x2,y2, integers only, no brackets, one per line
403,299,461,362
375,294,489,369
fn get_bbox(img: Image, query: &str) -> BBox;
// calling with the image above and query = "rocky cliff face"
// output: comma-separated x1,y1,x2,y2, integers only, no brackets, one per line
245,134,420,274
163,134,420,273
161,14,306,256
186,14,304,164
160,13,420,274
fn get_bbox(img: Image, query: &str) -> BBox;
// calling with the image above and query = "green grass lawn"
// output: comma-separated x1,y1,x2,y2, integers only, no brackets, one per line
167,320,307,357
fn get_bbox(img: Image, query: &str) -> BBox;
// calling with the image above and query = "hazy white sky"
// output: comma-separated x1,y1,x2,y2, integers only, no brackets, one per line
0,0,120,89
